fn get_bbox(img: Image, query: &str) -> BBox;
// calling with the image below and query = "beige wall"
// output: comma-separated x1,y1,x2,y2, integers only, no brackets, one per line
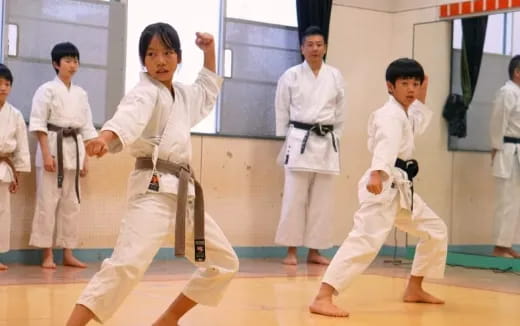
8,1,497,250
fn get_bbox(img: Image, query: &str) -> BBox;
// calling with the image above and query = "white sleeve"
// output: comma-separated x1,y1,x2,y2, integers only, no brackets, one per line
102,85,157,152
13,111,31,173
408,100,432,136
188,68,223,127
369,113,402,177
29,86,52,133
333,72,347,138
275,73,291,137
80,91,98,141
490,89,515,150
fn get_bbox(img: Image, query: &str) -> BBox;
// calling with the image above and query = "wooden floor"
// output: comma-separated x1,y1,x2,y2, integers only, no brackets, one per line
1,258,519,326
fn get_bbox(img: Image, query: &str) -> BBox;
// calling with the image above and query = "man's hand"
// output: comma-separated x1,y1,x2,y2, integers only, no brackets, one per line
367,170,384,194
491,148,498,162
9,181,18,193
80,155,89,177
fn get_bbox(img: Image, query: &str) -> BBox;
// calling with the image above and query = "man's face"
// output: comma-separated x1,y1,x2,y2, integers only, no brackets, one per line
301,34,326,65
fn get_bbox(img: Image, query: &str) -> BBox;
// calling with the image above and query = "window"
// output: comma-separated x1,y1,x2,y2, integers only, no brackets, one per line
218,0,299,137
125,0,299,137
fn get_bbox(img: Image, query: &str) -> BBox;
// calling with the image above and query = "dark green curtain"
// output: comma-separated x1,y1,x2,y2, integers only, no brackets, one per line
443,16,488,138
296,0,332,59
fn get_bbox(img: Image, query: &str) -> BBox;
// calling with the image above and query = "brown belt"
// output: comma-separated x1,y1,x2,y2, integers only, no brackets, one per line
135,157,206,262
0,154,17,185
47,123,81,203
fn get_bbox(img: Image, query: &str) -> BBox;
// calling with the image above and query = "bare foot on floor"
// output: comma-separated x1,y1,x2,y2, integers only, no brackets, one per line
507,248,520,258
282,255,298,265
63,256,87,268
42,257,57,269
307,254,330,265
493,246,514,258
403,288,444,304
0,262,8,271
309,298,349,317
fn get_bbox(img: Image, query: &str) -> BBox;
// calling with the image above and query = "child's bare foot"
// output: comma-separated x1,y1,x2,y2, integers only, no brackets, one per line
403,288,445,304
63,255,87,268
309,297,349,317
307,249,330,265
63,249,87,268
507,248,520,258
283,255,298,265
282,247,298,265
404,275,444,304
309,283,349,317
42,248,57,269
493,246,514,258
0,262,8,271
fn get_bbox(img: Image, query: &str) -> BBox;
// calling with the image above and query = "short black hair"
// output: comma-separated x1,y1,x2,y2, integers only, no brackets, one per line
139,22,182,66
51,42,80,74
0,64,13,85
508,55,520,80
386,58,425,85
301,25,326,44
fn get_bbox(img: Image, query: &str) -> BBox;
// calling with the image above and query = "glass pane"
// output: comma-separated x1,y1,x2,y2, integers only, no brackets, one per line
483,14,504,54
226,0,297,27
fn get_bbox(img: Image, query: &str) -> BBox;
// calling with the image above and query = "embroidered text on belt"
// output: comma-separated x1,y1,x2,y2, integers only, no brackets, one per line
135,158,206,262
47,123,81,203
290,120,337,154
0,153,17,185
394,158,419,211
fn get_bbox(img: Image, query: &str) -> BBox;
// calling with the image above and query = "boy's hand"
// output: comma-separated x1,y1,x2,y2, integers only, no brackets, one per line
491,148,498,163
367,170,383,194
43,154,56,172
86,138,108,158
195,32,215,53
9,181,18,193
417,75,429,104
80,155,89,177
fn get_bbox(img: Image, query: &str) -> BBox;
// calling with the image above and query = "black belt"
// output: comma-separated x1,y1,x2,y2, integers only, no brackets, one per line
504,136,520,144
47,123,81,203
395,158,419,211
135,158,206,262
290,120,337,154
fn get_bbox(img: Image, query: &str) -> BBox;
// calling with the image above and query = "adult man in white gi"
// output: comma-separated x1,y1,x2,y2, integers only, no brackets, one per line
490,55,520,258
275,26,346,265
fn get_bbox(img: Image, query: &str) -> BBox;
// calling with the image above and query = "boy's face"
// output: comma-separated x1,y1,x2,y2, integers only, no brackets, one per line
53,56,79,80
0,78,12,104
144,35,179,88
387,77,422,109
301,35,326,66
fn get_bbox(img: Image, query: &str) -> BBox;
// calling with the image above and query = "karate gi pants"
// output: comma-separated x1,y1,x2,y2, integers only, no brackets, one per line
494,159,520,247
0,183,10,253
77,192,239,323
322,180,447,294
30,168,80,248
275,169,335,249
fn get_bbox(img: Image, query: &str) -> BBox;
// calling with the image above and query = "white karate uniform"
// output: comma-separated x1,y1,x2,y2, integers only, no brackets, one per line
490,80,520,247
28,77,97,248
0,102,30,253
76,68,239,323
274,61,346,249
322,96,447,294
